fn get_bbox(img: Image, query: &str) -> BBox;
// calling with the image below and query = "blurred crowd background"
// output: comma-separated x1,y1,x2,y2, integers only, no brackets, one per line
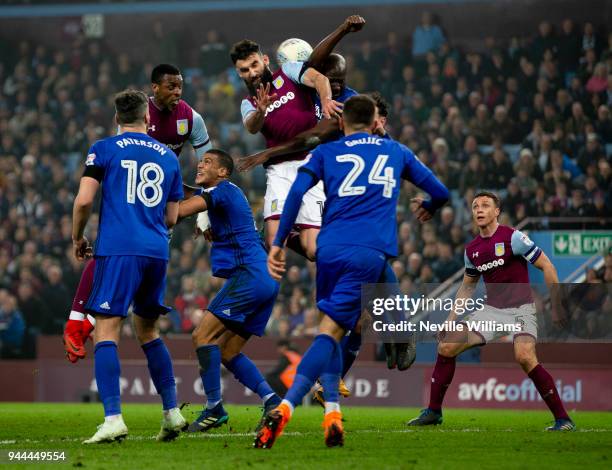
0,11,611,357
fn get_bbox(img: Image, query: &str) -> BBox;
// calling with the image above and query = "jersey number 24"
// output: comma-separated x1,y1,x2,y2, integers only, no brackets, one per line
336,154,396,198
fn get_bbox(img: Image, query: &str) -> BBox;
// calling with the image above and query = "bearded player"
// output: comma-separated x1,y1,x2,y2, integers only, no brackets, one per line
408,191,576,431
63,63,213,362
231,15,364,261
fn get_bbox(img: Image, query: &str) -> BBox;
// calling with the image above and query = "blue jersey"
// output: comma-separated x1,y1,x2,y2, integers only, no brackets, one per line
201,180,268,278
296,132,437,257
86,132,183,260
315,86,358,121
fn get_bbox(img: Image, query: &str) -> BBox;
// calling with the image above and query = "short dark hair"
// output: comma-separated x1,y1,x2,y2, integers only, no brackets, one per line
230,40,261,64
473,190,501,207
114,89,148,125
208,148,234,176
369,91,389,117
151,63,181,84
342,94,376,129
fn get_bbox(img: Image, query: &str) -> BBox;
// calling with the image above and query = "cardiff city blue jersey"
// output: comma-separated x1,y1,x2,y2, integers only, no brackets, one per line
300,132,434,257
86,132,183,260
202,180,268,278
314,86,358,121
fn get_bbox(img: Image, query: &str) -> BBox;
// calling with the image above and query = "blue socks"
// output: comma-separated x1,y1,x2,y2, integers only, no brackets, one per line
340,331,361,377
196,345,222,408
224,353,277,403
142,338,177,410
321,339,343,403
95,341,121,417
285,334,338,408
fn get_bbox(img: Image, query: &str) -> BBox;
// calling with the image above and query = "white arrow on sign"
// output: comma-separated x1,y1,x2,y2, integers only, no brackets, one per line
554,236,568,253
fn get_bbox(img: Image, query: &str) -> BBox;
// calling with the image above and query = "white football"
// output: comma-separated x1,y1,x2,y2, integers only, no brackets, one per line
276,38,313,66
196,211,211,232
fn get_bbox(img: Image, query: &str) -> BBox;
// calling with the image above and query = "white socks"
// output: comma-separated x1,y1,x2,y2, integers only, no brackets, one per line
324,402,340,414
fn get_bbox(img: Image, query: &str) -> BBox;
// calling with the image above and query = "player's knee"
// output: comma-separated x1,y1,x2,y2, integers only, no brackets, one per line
220,347,238,364
305,247,316,262
514,349,537,369
437,342,459,358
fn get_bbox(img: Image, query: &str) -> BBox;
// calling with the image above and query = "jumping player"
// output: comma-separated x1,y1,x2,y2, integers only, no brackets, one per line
63,63,212,362
176,149,282,431
231,15,364,261
74,90,187,443
254,95,449,449
407,191,575,431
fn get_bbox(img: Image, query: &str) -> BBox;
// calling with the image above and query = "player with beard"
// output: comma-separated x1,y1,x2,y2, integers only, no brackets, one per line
231,15,365,261
63,64,212,363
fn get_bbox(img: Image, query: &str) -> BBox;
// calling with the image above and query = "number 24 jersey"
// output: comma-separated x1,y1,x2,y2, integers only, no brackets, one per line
300,132,434,258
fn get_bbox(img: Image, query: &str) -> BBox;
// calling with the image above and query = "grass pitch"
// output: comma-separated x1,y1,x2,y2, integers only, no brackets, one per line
0,403,610,469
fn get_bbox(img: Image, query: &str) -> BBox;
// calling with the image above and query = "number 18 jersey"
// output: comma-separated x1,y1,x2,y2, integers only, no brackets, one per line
85,132,184,260
300,132,433,257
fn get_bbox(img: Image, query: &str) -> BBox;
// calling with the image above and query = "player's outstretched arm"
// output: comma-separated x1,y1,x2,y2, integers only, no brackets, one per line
300,68,343,119
72,176,99,261
308,15,366,70
177,195,207,222
237,119,340,172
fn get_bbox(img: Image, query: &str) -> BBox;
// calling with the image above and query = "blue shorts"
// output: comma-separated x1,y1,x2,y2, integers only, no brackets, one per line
86,255,171,318
208,262,279,337
316,245,387,331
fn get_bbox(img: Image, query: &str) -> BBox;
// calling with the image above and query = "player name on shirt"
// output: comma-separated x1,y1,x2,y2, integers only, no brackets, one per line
115,137,168,155
345,136,384,147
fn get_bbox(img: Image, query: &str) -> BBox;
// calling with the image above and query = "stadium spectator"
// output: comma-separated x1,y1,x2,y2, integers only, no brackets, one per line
0,17,610,352
0,290,25,358
412,11,446,58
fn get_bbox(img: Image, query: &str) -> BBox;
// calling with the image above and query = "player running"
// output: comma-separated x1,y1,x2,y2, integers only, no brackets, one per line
254,95,449,449
231,15,364,261
73,90,188,443
175,149,282,431
63,63,212,363
407,191,576,432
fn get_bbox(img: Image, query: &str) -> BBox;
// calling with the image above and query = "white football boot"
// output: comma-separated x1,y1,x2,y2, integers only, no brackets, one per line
83,417,128,444
156,408,189,442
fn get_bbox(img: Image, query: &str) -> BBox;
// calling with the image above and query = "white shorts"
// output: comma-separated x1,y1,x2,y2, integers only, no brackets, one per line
263,159,325,228
461,303,538,343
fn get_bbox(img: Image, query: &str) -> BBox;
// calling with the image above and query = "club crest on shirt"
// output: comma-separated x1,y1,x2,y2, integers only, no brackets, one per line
176,119,188,136
495,242,505,257
272,76,284,90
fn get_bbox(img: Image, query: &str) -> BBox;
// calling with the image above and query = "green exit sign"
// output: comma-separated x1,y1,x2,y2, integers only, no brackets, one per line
553,232,612,256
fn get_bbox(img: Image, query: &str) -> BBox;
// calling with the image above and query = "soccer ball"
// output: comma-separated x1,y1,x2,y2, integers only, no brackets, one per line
276,38,313,66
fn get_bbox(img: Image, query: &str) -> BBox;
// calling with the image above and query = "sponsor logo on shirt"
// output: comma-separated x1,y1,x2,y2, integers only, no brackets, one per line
476,258,505,272
264,92,295,117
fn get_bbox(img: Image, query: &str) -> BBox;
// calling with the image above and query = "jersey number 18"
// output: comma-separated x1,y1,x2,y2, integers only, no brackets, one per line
121,160,164,207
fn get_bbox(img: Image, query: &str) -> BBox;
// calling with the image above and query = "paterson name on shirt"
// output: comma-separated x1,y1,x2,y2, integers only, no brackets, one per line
115,136,168,155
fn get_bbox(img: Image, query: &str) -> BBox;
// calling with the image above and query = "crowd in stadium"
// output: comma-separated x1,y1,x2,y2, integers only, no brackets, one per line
0,14,610,357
